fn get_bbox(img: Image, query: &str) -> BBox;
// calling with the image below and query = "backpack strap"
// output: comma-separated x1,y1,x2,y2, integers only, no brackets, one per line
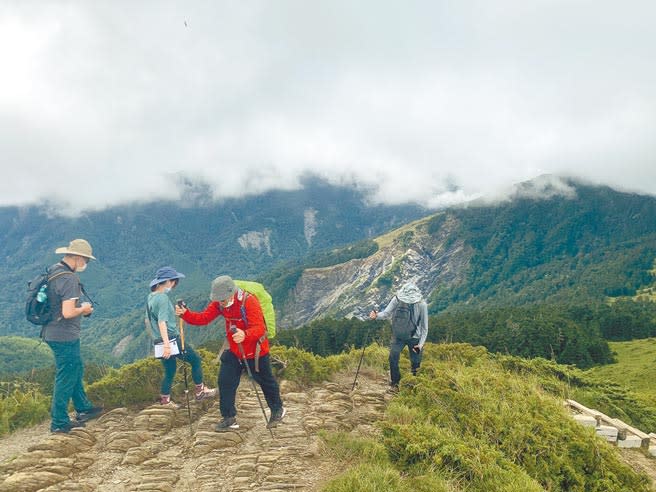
146,300,157,332
37,268,75,339
235,290,267,372
239,290,249,327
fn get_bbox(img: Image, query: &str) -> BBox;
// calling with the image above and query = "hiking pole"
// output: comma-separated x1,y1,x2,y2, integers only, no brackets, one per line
230,326,275,438
352,308,375,392
177,300,194,436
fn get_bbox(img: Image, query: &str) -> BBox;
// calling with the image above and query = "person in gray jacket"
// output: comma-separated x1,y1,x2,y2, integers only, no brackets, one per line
370,282,428,390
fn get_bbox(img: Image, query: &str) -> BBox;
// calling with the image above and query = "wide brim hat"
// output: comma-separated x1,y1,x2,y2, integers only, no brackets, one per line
149,266,186,288
210,275,237,301
55,239,96,260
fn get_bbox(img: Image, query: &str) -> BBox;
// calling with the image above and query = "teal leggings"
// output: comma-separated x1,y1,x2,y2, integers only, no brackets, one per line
160,344,204,395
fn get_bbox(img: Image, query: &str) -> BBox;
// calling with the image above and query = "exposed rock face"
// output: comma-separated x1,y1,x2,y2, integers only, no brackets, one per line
0,372,390,491
279,213,471,328
303,208,318,247
238,230,273,256
112,335,134,358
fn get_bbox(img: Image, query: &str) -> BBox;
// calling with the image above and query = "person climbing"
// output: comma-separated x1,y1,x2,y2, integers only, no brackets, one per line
370,281,428,391
146,266,216,406
175,275,285,432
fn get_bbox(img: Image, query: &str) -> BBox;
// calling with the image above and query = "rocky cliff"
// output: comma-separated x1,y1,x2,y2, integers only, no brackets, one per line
279,212,471,328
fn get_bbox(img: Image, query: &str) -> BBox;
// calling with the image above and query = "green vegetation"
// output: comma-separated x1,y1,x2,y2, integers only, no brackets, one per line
322,344,652,492
586,338,656,407
276,317,389,357
595,300,656,340
0,336,54,377
0,180,421,363
277,304,615,369
0,382,50,437
429,186,656,311
1,341,654,491
87,348,219,408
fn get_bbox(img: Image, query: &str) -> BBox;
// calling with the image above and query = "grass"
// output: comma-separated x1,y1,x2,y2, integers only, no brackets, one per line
586,338,656,404
321,343,653,492
1,340,654,491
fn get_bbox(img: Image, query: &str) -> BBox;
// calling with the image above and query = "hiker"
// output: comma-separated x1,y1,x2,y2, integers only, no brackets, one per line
147,266,216,406
42,239,103,433
370,281,428,390
175,275,285,431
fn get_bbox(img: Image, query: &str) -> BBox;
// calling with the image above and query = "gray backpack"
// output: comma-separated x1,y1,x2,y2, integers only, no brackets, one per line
391,297,419,340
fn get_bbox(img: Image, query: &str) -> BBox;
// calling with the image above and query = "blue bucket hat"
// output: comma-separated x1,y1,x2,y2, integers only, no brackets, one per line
149,266,185,288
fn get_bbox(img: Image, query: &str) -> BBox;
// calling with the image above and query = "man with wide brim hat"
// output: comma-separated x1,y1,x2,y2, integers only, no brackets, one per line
43,238,102,433
55,239,97,260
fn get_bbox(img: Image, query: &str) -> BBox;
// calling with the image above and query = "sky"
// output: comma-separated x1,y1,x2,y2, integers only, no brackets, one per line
1,0,655,214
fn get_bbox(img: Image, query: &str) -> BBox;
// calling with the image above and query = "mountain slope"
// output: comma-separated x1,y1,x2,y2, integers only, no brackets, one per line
274,180,656,327
0,178,426,356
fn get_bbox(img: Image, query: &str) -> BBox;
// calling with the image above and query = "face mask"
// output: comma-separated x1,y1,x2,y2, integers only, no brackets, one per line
164,287,172,293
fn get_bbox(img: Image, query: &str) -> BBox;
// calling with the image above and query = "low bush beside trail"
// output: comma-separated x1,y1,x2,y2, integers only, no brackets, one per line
322,343,652,492
0,382,50,437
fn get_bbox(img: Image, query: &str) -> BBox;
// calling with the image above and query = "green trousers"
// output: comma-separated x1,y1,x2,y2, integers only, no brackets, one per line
46,339,93,431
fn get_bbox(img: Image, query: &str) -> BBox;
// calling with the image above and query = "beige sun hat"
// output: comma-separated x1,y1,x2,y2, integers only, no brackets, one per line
55,239,96,260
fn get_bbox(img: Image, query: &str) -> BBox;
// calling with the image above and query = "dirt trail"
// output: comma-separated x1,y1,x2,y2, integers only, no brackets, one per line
0,369,390,491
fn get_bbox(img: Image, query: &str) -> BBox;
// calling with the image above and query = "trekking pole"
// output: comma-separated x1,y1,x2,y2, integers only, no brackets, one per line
352,308,375,392
230,326,275,438
177,300,194,436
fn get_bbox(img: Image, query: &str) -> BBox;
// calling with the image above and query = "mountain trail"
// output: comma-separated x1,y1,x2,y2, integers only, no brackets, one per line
0,369,391,491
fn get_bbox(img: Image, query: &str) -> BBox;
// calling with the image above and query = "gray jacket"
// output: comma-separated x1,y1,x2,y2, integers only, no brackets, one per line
376,297,429,346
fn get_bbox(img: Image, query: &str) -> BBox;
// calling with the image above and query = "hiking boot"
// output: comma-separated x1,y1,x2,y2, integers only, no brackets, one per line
51,421,86,434
75,406,103,422
215,417,239,432
159,395,180,408
267,407,286,428
387,383,399,394
194,384,217,401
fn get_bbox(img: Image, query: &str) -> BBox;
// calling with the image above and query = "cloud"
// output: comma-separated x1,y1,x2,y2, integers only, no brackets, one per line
1,1,655,213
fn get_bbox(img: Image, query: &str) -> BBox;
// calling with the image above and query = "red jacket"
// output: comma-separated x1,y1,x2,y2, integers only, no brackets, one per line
181,289,270,359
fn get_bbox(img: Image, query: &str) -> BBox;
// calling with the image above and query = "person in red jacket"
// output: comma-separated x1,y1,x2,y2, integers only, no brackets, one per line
175,275,285,431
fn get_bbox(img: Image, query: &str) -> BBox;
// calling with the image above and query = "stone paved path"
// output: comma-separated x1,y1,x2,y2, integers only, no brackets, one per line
0,370,390,492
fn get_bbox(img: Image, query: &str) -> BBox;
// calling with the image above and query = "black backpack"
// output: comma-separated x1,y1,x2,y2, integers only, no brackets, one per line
391,297,419,340
25,268,73,326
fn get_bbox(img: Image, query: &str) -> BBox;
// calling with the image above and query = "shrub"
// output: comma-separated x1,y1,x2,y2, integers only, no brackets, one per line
87,348,218,407
0,383,50,436
380,353,651,492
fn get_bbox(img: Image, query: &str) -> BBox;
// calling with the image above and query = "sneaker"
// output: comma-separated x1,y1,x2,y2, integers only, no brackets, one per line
267,407,286,428
75,406,103,422
159,395,181,408
387,384,399,394
195,384,218,401
215,417,239,432
51,421,86,434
